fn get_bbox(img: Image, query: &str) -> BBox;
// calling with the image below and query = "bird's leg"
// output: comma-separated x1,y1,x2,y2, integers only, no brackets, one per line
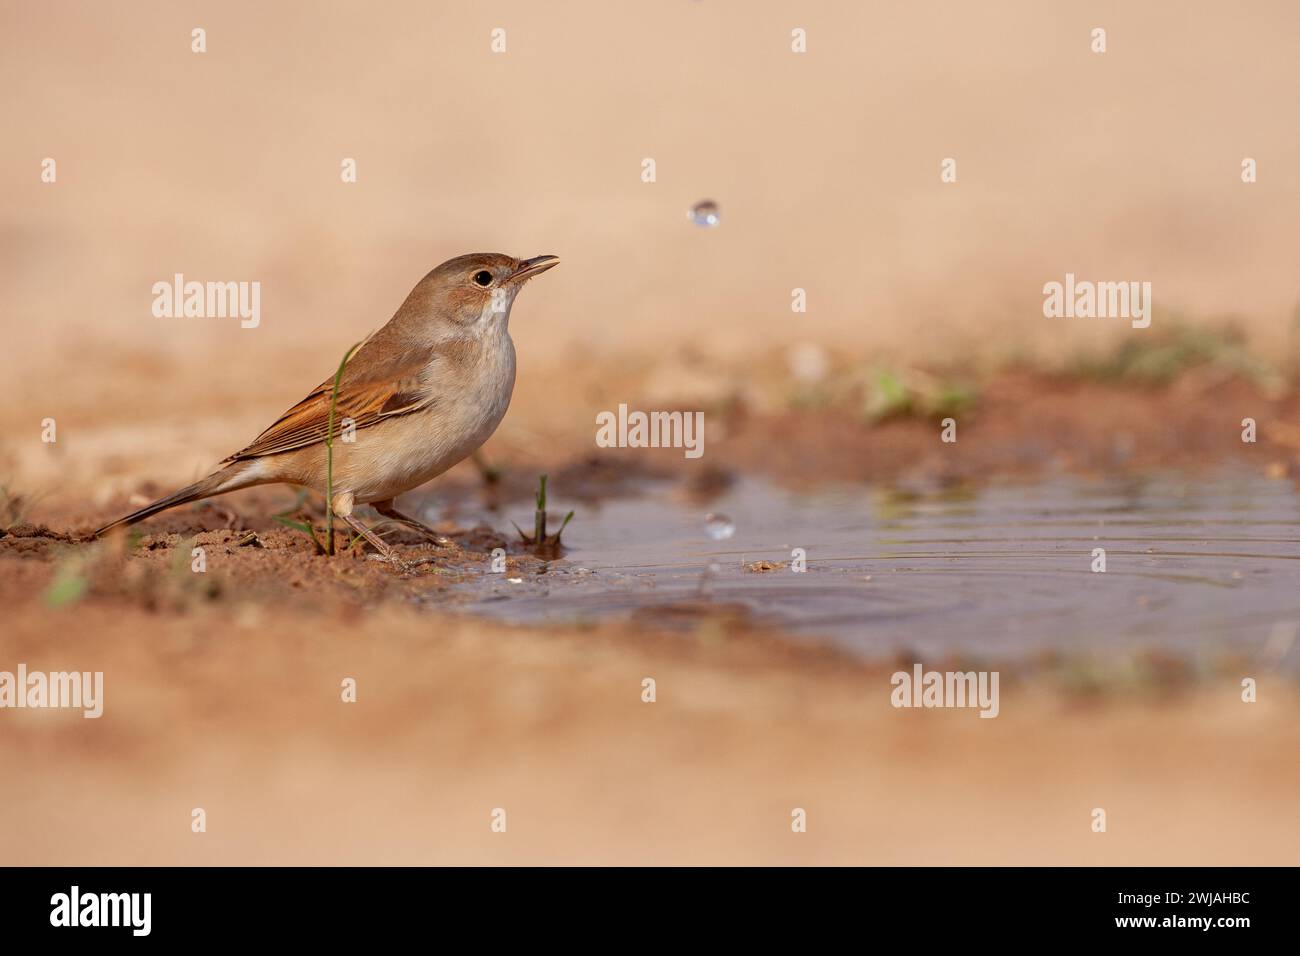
339,512,407,565
203,500,242,529
371,499,460,549
332,491,407,569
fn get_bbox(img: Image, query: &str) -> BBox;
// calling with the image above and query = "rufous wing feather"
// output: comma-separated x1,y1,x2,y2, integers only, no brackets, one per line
223,360,433,462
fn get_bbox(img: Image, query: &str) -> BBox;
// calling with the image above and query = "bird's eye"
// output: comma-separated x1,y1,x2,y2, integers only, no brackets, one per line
472,270,493,287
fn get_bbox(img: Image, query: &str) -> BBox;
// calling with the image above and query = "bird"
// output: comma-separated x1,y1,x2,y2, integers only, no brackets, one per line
95,252,560,565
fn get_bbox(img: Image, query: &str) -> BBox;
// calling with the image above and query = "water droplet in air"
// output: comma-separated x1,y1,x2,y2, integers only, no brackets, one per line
688,200,720,227
704,513,735,540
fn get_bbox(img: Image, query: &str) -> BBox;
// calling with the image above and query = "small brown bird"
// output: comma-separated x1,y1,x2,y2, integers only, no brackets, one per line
96,253,559,563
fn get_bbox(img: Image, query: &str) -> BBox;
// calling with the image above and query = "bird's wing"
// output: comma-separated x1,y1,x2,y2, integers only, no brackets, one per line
222,343,433,462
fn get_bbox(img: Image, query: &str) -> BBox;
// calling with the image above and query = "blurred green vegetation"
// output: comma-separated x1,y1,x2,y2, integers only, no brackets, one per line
832,321,1290,424
864,367,976,423
43,553,89,608
1065,323,1283,390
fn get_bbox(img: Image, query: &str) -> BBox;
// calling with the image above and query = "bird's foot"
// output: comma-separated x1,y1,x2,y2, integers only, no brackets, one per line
365,552,414,573
372,502,460,550
339,512,414,572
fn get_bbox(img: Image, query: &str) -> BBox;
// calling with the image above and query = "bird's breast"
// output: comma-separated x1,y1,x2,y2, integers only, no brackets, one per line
346,334,516,502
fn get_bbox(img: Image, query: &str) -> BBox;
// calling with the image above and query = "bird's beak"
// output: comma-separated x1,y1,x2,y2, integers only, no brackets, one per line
509,255,560,282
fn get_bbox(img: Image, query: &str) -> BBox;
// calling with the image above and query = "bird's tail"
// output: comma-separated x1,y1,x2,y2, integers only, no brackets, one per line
95,464,258,536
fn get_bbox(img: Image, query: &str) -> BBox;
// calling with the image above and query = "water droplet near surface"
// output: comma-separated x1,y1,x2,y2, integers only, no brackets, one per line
704,513,735,540
688,200,720,227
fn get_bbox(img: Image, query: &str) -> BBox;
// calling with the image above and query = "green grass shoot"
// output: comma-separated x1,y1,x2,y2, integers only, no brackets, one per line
514,474,575,556
325,340,363,556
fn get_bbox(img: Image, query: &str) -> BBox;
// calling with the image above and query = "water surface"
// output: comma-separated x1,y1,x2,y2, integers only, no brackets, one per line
443,471,1300,662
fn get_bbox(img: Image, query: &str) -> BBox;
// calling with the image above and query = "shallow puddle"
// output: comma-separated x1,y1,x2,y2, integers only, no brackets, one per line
438,470,1300,662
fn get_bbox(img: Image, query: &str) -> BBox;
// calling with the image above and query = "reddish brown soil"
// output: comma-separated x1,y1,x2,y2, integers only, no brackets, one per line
3,373,1299,865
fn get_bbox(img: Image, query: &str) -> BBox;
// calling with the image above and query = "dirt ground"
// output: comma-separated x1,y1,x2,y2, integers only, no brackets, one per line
3,601,1297,866
3,365,1299,865
8,356,1300,520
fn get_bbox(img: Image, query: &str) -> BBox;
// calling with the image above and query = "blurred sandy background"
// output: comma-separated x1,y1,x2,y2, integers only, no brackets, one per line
3,603,1297,866
4,1,1300,866
4,0,1300,492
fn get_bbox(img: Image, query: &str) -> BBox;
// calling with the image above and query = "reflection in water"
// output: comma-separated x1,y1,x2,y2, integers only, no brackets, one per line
441,471,1300,662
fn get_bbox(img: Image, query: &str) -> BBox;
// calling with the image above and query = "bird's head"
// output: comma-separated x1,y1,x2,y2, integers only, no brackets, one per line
409,252,560,332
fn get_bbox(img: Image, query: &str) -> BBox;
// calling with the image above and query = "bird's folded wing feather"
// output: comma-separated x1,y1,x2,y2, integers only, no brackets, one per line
223,354,433,462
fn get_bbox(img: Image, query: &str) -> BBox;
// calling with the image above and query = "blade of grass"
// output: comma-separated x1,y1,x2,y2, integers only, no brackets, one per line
534,474,548,544
271,513,326,555
326,340,364,556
